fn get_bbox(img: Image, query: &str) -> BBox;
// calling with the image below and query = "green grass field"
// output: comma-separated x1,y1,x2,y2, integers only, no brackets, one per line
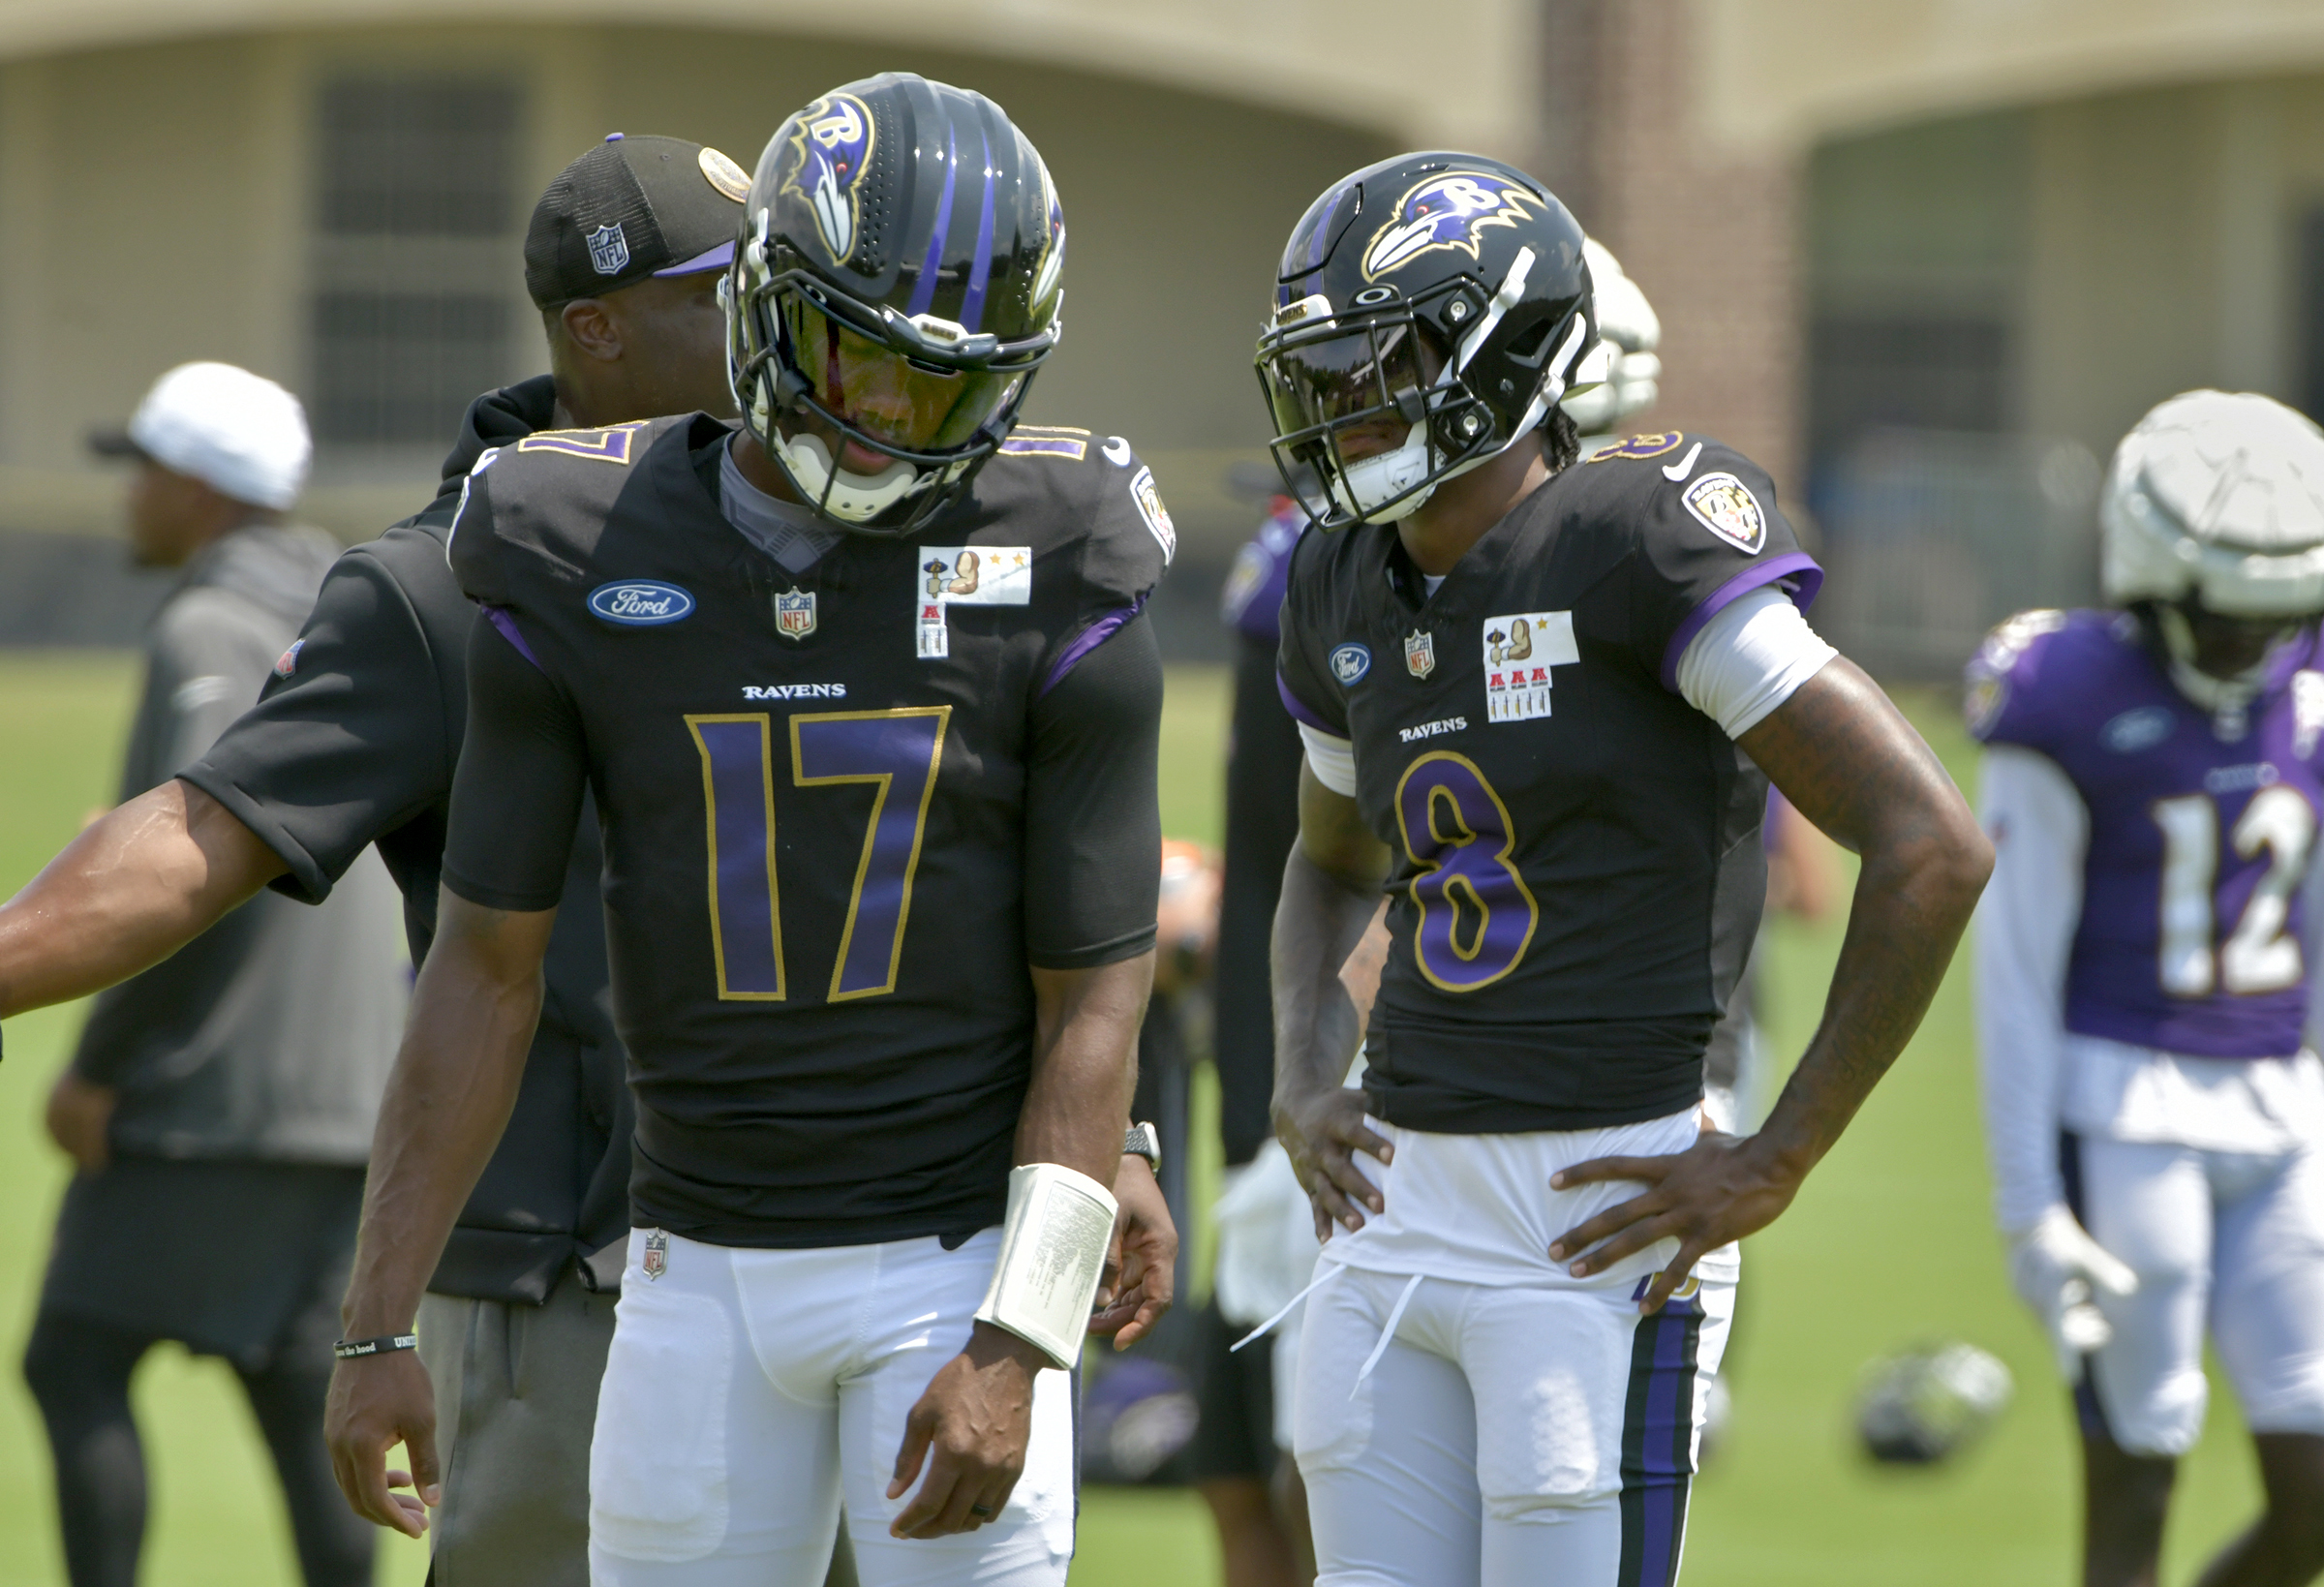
0,655,2274,1585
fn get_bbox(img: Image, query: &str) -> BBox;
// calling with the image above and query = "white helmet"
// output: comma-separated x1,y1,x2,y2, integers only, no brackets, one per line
1561,238,1662,436
2100,389,2324,618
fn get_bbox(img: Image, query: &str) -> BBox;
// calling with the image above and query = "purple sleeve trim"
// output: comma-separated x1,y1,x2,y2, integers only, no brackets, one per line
1038,594,1147,698
1275,671,1338,733
1657,552,1825,693
480,603,545,673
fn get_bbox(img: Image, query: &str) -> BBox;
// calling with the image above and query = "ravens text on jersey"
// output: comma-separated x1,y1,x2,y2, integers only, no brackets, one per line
441,412,1169,1247
1277,435,1821,1133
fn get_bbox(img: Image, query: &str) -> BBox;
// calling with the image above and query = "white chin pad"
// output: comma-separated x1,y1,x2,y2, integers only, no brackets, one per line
780,431,917,523
1330,422,1436,522
973,1162,1119,1368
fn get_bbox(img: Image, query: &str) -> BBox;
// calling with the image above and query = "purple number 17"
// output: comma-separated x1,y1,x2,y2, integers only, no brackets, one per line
686,706,951,1003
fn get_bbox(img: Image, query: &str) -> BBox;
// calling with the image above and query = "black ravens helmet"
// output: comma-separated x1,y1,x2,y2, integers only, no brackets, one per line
1256,152,1596,530
726,74,1066,533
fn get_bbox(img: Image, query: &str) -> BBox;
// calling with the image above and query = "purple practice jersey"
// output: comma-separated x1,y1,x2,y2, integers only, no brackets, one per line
1218,497,1303,647
1968,608,2324,1058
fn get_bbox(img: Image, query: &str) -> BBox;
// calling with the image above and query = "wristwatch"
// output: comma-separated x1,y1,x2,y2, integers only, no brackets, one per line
1122,1120,1162,1174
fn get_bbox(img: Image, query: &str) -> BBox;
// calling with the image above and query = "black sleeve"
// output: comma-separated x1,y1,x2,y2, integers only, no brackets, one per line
440,610,589,914
1619,442,1822,689
1212,632,1307,1164
1022,610,1163,970
1273,534,1349,737
180,546,452,903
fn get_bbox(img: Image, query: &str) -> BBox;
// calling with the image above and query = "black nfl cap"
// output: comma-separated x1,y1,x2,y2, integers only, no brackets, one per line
525,133,751,308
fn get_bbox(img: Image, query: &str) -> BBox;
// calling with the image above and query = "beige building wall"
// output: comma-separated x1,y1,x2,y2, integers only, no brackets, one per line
0,23,1393,550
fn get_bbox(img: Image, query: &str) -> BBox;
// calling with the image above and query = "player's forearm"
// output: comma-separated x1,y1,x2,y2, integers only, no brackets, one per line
342,893,552,1336
1269,846,1385,1113
1742,662,1993,1180
1020,954,1154,1186
0,779,282,1018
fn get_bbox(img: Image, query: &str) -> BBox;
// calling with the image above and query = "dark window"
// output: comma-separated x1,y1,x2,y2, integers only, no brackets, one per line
2299,207,2324,425
310,77,521,447
1808,314,2009,467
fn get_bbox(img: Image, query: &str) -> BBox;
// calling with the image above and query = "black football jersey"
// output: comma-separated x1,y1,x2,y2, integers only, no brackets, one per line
443,414,1169,1247
1276,433,1822,1133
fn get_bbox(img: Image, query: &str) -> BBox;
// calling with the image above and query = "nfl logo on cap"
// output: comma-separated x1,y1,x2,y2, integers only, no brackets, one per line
774,588,817,641
585,222,630,276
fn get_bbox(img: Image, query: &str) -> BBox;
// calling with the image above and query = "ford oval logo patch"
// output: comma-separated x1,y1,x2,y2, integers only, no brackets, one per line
1330,643,1371,686
588,580,694,626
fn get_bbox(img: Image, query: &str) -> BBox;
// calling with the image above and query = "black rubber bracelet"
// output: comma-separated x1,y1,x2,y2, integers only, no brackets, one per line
332,1333,419,1360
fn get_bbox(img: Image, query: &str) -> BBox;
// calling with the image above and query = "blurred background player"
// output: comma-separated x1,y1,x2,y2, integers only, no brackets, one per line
0,137,837,1587
1192,233,1679,1586
1971,390,2324,1587
22,361,407,1587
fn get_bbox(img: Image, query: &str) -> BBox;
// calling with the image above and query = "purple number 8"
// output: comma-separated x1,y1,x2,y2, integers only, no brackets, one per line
1392,750,1540,992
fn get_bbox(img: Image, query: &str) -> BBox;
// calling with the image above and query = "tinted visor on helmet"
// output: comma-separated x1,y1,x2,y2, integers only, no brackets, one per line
1260,305,1463,527
780,290,1025,459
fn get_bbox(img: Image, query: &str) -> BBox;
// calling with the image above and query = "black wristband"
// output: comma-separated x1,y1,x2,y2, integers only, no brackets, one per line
332,1333,419,1360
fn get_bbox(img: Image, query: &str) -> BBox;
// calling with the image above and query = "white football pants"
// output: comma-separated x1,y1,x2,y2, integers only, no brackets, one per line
2066,1132,2324,1456
587,1227,1074,1587
1295,1265,1732,1587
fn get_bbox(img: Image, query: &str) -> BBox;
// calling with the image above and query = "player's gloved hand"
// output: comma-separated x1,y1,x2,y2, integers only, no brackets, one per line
888,1322,1045,1538
2007,1203,2138,1377
1274,1083,1391,1242
323,1349,440,1538
1091,1153,1177,1349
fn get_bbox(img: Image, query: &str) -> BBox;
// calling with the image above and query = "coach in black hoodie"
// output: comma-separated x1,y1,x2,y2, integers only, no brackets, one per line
0,135,790,1587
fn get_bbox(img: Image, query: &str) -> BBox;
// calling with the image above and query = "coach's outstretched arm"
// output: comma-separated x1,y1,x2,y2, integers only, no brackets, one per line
324,892,551,1535
0,781,283,1020
1550,658,1994,1310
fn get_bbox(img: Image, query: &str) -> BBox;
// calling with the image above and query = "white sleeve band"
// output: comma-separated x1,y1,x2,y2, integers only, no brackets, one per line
1299,720,1358,796
973,1162,1119,1369
1675,586,1838,739
1973,746,2089,1235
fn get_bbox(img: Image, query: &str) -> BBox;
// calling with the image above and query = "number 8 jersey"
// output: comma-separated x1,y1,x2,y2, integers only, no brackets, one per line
1968,607,2324,1058
1276,434,1822,1135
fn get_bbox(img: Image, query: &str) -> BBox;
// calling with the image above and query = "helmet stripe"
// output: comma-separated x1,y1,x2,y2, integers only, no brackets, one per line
906,119,960,319
963,122,998,334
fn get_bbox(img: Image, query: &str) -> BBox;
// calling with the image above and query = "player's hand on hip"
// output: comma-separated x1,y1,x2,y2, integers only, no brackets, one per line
1091,1153,1177,1349
323,1351,440,1537
44,1073,115,1175
1275,1083,1392,1241
888,1322,1045,1538
1549,1130,1800,1312
2008,1203,2138,1377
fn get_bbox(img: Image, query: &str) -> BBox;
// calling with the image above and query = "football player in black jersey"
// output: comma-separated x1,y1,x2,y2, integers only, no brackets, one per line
321,76,1175,1587
1257,153,1992,1583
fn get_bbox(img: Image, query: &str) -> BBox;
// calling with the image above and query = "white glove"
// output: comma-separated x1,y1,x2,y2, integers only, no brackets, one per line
2007,1204,2138,1378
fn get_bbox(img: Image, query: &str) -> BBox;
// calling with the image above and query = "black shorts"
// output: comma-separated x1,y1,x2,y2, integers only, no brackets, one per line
1187,1296,1279,1483
39,1154,364,1371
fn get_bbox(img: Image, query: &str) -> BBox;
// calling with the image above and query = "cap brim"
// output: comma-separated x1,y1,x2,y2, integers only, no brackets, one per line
87,427,144,461
654,239,734,277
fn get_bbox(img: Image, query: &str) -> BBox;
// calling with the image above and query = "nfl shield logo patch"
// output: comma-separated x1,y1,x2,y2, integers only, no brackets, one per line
585,222,630,277
774,587,817,641
1404,629,1436,679
642,1230,669,1281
